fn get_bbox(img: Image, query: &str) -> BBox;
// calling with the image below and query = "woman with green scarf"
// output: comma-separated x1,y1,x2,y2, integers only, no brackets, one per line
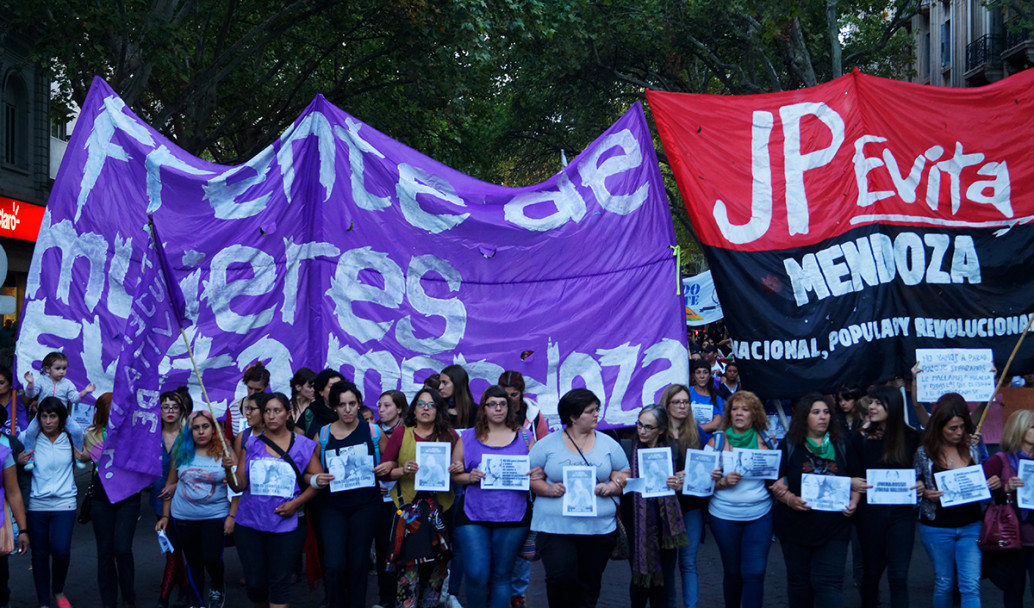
771,393,860,607
705,390,775,608
621,404,688,607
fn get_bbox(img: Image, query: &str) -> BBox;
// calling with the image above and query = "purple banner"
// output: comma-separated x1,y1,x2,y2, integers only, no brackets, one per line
19,78,687,495
98,220,183,500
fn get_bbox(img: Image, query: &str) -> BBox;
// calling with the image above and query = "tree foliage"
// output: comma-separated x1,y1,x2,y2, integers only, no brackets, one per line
7,0,921,258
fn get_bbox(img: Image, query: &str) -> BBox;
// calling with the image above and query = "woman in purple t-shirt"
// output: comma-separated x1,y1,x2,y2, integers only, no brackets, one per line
227,393,330,608
452,386,536,608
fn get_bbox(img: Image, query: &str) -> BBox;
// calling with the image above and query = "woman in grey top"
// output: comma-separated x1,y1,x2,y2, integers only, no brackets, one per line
528,389,630,608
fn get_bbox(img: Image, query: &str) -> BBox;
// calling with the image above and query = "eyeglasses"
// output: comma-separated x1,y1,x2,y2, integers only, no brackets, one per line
161,405,181,412
582,407,600,416
669,399,690,407
243,406,259,413
415,401,436,409
636,421,659,431
485,401,508,410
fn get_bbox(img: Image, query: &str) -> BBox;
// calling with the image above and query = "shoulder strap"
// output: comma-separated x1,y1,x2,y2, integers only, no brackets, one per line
258,433,306,490
318,425,331,468
65,430,76,465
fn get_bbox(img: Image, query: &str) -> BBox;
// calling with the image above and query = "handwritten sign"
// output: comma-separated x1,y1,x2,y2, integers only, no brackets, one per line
916,348,994,403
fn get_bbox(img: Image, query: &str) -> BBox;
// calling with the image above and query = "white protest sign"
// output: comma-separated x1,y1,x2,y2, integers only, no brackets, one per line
916,348,994,403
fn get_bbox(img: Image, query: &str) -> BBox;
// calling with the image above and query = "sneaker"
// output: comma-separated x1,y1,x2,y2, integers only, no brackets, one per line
208,590,225,608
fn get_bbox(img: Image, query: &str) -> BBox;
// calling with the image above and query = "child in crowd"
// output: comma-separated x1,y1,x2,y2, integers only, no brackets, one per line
21,351,92,470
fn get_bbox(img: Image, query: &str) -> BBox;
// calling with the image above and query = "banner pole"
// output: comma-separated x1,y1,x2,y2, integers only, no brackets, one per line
178,326,232,455
976,313,1034,435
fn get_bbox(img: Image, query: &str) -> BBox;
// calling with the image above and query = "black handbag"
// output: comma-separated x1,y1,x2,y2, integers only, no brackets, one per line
77,465,96,524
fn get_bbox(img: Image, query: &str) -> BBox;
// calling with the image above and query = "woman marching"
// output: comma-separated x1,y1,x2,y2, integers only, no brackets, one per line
982,408,1034,608
153,389,191,608
705,391,774,608
662,383,710,608
689,360,722,434
849,386,921,608
382,388,461,608
20,397,82,608
452,386,536,608
771,394,860,608
316,380,390,608
915,393,998,608
229,392,330,608
156,410,234,608
528,388,630,608
83,393,141,608
622,404,688,608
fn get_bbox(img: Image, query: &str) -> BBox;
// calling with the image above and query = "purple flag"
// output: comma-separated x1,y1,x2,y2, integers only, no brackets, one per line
19,78,688,499
98,221,183,501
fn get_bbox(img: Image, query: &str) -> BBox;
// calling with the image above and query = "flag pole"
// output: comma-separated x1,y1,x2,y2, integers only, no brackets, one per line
976,313,1034,435
145,214,231,455
175,327,232,454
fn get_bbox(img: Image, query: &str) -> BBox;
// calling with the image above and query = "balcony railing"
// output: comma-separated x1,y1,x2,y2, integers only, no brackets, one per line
966,34,1004,72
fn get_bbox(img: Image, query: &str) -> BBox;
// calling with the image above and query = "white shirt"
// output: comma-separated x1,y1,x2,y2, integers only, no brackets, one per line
29,431,78,511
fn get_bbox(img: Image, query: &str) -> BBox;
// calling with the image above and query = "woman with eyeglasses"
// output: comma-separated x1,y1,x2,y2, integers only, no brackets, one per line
382,388,462,608
662,383,710,608
152,389,191,608
915,393,998,608
528,388,631,608
450,386,536,608
706,390,775,608
315,380,391,608
622,404,688,608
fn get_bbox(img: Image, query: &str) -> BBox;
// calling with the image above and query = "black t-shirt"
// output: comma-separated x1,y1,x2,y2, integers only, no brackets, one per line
321,422,380,509
773,439,854,547
922,462,983,528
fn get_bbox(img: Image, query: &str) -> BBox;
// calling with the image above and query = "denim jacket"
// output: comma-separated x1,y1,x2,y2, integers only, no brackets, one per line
914,444,982,522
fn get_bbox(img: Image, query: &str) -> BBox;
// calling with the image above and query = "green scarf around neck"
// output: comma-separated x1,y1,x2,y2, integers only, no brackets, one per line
805,432,835,460
726,427,757,449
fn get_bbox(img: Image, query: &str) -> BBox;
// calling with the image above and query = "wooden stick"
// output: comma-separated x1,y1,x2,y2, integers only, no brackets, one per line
977,313,1034,434
178,327,232,454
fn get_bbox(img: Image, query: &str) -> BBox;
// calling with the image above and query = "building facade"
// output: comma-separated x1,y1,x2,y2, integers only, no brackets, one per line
910,0,1034,87
0,20,51,327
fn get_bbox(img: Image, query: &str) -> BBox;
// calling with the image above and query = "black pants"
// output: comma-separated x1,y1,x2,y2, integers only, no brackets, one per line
91,493,141,608
629,547,677,608
537,531,616,608
374,500,398,606
321,500,379,608
235,522,308,605
985,545,1034,608
780,530,850,608
174,518,225,605
857,505,915,608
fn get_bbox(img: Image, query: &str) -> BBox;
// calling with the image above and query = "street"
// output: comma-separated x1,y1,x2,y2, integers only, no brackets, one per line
3,474,1014,608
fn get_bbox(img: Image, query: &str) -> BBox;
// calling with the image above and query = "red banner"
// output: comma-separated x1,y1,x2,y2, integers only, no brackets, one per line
647,70,1034,399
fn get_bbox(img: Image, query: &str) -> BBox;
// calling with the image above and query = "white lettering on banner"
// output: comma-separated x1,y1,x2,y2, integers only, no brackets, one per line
203,150,275,220
784,231,981,306
146,146,215,213
395,255,466,354
732,313,1033,361
204,245,278,333
283,238,341,325
27,219,109,312
0,201,20,232
714,102,1014,244
335,119,391,211
277,111,337,204
577,129,650,215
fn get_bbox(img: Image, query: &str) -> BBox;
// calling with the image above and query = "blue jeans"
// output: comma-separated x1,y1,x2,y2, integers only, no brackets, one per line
28,509,76,607
920,522,982,608
511,555,530,598
675,508,704,608
455,523,529,608
708,512,772,608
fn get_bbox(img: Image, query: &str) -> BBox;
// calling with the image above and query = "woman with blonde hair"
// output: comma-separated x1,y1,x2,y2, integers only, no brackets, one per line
983,408,1034,607
661,384,708,608
706,391,774,608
